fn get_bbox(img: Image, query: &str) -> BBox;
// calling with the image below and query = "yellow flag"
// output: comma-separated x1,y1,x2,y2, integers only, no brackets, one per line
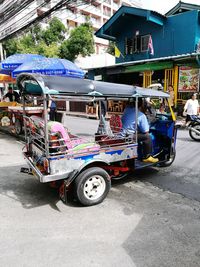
114,45,121,58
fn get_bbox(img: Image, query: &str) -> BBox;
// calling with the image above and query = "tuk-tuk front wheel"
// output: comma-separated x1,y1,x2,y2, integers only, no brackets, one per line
75,167,111,206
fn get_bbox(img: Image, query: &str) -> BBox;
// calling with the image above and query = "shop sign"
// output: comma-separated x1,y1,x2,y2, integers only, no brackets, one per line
178,66,199,92
94,75,102,81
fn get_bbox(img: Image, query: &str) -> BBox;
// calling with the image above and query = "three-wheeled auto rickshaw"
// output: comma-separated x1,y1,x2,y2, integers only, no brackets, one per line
18,73,178,206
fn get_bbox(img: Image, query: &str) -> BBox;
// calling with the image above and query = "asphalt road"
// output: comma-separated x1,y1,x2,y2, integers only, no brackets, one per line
0,116,200,267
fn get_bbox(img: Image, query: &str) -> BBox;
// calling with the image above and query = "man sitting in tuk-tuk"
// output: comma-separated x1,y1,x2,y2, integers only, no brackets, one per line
121,98,158,163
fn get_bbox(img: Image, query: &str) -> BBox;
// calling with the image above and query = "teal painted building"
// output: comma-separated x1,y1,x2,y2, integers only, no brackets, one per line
88,2,200,107
95,5,200,62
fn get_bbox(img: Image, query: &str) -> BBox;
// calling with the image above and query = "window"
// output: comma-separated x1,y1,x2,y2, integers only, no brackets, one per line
125,38,133,55
125,36,140,55
134,36,141,53
132,37,137,53
141,34,150,52
124,34,151,54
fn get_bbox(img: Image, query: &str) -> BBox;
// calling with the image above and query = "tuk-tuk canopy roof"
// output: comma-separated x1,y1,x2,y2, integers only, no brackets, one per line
17,73,169,99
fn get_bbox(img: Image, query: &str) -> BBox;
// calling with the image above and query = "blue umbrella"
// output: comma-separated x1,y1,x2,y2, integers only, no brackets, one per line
1,53,45,70
12,58,85,78
0,69,12,75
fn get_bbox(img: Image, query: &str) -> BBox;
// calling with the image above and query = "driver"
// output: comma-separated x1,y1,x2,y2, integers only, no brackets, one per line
121,99,158,163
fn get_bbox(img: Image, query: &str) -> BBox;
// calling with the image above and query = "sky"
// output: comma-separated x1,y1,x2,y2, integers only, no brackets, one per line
140,0,200,14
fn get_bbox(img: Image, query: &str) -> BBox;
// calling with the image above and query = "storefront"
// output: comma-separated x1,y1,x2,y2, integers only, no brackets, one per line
88,53,200,115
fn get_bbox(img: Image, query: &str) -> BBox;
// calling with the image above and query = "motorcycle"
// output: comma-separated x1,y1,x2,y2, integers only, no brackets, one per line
188,115,200,141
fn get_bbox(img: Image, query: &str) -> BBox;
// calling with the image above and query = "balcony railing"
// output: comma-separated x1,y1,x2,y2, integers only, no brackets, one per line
79,5,101,17
103,10,111,17
104,0,111,5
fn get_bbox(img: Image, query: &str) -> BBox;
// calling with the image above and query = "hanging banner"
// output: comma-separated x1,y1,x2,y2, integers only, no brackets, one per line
178,66,199,92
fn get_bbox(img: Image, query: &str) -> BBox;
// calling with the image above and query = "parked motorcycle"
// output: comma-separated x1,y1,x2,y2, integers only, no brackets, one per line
188,115,200,141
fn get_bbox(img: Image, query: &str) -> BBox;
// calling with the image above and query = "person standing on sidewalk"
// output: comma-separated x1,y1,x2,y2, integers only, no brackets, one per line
183,93,199,125
48,100,57,121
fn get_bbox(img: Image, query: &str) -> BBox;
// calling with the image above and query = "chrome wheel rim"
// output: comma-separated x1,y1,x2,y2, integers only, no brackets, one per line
83,175,106,200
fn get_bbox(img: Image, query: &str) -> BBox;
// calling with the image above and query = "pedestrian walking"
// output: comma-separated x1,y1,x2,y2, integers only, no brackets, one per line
183,93,199,125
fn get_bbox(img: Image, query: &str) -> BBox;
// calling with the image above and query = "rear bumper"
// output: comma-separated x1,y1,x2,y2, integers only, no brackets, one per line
23,152,68,183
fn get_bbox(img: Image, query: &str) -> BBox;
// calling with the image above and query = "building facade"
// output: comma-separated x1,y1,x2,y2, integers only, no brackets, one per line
60,0,142,54
88,2,200,111
0,0,141,59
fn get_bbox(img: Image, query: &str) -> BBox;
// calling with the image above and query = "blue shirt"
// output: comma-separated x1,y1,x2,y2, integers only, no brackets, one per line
121,106,149,135
50,101,56,109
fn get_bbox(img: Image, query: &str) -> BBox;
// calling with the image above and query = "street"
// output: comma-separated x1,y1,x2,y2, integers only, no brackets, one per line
0,116,200,267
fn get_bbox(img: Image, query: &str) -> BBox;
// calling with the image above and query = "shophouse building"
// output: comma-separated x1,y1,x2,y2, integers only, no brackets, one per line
88,1,200,112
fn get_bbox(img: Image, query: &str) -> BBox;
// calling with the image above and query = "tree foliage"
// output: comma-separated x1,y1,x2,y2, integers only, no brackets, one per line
37,41,59,58
3,18,94,61
106,41,115,56
42,17,66,45
59,22,94,61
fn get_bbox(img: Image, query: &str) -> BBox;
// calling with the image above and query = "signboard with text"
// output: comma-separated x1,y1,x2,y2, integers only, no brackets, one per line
178,66,199,92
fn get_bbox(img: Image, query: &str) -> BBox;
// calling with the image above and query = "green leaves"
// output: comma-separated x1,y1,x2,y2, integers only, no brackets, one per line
3,18,94,61
42,17,66,45
60,22,94,61
106,41,115,56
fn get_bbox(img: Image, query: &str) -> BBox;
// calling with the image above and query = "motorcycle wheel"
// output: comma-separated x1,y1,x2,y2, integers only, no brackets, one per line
189,124,200,141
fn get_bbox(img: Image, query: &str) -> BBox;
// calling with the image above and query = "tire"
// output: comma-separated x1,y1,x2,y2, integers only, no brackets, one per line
14,119,22,135
75,167,111,206
111,172,131,181
158,150,176,167
189,124,200,141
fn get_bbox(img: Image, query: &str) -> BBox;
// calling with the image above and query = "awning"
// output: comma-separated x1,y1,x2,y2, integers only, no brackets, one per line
124,61,173,73
0,74,16,83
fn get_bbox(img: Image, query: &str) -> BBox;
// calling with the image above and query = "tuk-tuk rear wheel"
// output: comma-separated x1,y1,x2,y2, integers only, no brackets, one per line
74,167,111,206
158,150,176,167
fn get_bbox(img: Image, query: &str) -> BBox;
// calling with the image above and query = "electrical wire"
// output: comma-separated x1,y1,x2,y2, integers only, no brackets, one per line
0,0,35,23
0,0,109,41
0,0,68,40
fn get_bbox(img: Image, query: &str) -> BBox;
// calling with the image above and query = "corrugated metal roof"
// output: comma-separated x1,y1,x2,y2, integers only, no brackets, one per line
95,5,166,41
165,1,200,16
87,52,200,71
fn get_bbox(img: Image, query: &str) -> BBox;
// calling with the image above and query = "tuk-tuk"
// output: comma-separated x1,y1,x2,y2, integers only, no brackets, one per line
17,73,178,206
